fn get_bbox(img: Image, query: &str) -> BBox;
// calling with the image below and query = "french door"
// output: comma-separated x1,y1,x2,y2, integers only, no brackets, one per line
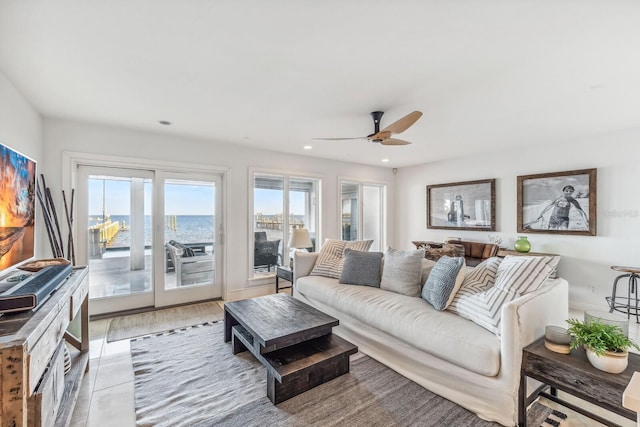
77,166,222,315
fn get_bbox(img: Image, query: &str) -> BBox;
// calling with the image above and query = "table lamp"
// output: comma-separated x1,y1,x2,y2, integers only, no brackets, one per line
287,228,312,269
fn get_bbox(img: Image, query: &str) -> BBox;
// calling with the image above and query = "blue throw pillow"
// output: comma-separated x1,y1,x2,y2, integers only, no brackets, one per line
421,256,466,310
339,249,383,287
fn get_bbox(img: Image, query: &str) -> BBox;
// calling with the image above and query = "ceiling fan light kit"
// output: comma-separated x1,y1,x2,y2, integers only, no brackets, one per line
314,110,422,146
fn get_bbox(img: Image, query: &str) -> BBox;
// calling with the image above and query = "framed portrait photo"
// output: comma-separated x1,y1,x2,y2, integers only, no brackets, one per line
427,179,496,231
517,168,596,236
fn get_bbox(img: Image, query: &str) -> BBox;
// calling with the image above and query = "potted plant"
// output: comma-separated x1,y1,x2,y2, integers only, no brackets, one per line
566,318,640,374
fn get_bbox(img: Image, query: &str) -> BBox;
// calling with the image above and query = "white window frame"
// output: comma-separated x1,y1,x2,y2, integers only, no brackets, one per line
248,167,321,280
338,178,387,251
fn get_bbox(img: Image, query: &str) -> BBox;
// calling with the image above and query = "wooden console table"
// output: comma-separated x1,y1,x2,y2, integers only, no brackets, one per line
0,266,89,427
519,337,639,426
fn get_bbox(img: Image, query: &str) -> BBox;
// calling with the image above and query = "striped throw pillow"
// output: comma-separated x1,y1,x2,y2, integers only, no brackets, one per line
493,255,560,296
448,257,502,316
450,256,559,336
310,239,373,279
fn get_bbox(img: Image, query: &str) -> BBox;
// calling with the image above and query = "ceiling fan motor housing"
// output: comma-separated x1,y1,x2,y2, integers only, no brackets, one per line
368,111,384,138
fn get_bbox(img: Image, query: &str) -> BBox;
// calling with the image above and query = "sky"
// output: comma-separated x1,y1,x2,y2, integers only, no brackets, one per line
89,179,304,216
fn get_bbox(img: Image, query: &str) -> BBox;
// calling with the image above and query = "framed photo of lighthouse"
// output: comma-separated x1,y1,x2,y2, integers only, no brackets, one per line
517,168,596,236
427,179,496,231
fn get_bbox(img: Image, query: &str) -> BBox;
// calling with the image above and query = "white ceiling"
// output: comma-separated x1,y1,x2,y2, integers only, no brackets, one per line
1,1,640,167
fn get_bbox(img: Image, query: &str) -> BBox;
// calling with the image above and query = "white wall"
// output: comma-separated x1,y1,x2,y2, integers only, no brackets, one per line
43,118,394,300
0,72,45,258
394,127,640,310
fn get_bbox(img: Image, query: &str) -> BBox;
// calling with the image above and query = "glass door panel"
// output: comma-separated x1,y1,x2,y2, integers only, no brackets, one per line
341,182,359,240
155,173,221,307
362,185,382,251
253,175,284,276
77,166,154,315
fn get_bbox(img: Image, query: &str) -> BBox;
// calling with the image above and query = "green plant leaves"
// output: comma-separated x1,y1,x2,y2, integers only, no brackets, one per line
566,318,640,357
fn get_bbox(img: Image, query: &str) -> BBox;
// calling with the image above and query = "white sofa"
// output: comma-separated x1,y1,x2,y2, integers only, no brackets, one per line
293,252,569,427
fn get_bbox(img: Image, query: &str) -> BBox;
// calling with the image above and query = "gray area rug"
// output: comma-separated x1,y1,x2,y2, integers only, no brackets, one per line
131,322,565,427
107,300,224,342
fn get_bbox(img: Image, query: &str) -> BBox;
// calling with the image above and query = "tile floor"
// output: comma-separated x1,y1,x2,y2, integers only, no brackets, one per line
68,303,639,426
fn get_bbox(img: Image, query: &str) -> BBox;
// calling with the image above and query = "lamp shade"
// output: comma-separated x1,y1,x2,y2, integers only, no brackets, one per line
288,228,312,249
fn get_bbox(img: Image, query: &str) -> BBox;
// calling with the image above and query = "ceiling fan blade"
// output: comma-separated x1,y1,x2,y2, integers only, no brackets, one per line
380,138,412,146
312,136,368,141
380,111,423,135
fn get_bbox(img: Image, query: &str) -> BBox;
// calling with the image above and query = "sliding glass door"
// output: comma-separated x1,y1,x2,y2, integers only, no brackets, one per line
156,172,222,307
77,166,223,315
77,166,154,314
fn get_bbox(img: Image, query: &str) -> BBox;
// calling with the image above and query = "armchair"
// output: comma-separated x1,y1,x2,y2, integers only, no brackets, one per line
166,240,215,286
254,232,281,271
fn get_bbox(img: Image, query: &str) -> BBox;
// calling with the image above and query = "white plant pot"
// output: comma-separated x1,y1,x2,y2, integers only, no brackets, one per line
585,346,628,374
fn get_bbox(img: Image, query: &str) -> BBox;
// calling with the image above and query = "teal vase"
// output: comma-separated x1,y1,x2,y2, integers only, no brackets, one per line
514,236,531,253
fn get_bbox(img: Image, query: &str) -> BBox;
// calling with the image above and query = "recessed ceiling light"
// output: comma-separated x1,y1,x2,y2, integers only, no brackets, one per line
158,120,171,125
304,145,312,150
381,158,390,163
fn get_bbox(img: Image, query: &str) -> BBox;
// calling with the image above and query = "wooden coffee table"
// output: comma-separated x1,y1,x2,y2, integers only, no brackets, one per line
223,293,358,404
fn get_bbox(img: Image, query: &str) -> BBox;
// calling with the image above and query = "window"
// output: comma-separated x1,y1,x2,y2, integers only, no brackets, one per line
252,173,320,277
341,181,385,251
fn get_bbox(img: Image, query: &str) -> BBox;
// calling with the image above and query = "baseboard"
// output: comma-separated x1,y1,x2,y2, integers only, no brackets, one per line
226,284,275,302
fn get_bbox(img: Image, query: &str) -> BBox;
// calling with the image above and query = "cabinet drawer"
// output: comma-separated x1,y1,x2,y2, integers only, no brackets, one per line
27,302,70,394
28,342,66,427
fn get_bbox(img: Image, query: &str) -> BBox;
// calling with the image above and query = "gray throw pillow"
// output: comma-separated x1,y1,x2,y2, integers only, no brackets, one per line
380,247,425,297
422,256,466,310
339,249,383,287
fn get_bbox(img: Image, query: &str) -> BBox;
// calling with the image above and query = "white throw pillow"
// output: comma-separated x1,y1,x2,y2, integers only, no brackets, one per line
450,256,559,336
448,257,502,316
493,255,560,296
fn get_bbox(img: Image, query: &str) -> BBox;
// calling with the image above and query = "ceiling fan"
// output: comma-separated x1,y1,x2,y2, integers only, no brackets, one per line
314,111,423,146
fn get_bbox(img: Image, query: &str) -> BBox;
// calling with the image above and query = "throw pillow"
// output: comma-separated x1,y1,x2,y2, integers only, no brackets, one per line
310,238,373,279
168,240,195,257
380,247,425,297
339,249,384,287
448,257,501,318
493,255,560,296
421,256,466,310
450,256,559,337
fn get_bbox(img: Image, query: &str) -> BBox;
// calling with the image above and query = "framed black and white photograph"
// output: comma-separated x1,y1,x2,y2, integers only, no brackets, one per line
517,168,597,236
427,179,496,231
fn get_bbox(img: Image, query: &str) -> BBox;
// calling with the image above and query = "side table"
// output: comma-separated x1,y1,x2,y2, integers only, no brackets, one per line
276,266,293,293
519,337,640,426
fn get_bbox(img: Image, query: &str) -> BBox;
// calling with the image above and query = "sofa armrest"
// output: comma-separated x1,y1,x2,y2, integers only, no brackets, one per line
293,251,318,283
500,278,569,382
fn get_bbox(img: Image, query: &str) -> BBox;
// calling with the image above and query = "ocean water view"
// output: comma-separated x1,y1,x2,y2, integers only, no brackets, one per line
89,215,215,248
89,214,299,249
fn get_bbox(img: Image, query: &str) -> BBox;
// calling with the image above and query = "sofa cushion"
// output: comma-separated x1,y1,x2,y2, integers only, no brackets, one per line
449,256,559,336
310,239,373,279
339,249,383,287
296,275,501,376
421,256,466,310
380,247,425,297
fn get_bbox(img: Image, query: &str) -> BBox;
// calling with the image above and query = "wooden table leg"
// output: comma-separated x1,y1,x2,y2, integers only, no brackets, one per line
224,309,238,342
518,371,527,427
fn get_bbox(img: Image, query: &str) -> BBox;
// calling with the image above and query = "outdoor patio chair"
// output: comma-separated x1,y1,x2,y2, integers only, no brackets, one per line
166,240,215,286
